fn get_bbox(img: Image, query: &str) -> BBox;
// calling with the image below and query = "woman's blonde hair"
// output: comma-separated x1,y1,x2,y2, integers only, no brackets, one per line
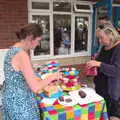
96,25,120,45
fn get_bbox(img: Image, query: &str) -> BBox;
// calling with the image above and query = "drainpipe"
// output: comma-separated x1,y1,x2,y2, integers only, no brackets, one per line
107,0,113,20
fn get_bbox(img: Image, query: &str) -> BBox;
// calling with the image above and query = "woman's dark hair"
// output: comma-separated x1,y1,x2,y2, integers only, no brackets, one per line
16,23,43,40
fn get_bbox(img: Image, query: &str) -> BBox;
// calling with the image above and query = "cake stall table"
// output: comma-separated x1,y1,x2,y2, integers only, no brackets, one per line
35,61,108,120
36,92,108,120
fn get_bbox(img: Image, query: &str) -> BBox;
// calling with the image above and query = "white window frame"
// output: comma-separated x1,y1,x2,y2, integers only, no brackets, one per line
28,0,93,60
28,0,52,13
71,13,92,57
73,1,93,13
28,12,54,60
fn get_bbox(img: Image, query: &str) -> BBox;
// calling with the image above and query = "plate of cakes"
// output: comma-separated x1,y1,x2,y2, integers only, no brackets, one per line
59,67,81,91
69,87,103,105
60,67,79,76
40,85,62,105
58,95,78,106
60,75,81,91
42,85,62,98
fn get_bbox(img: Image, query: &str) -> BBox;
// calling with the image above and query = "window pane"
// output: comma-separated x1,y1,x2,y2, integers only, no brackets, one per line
53,1,71,12
32,15,50,56
32,2,49,10
53,14,71,55
97,6,108,17
73,4,92,13
96,6,108,26
75,17,88,52
112,7,120,29
74,4,90,11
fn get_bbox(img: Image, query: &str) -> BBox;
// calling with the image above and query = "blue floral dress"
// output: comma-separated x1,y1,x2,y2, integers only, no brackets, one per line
2,47,40,120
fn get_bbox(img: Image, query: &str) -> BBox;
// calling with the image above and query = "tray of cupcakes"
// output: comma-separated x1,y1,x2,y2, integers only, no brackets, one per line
59,67,81,91
36,61,81,92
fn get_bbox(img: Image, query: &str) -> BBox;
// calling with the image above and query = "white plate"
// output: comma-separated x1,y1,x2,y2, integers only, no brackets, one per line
69,87,103,105
58,95,78,106
88,93,103,102
80,87,96,96
69,87,95,97
41,97,57,105
77,93,103,105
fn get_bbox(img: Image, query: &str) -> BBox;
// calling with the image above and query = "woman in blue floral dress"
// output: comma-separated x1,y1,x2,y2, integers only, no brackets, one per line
2,23,60,120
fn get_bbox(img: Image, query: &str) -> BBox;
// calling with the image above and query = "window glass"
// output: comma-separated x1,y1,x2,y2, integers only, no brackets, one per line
96,6,108,27
112,6,120,34
32,15,50,56
53,14,71,55
73,4,91,12
97,6,108,18
73,3,93,13
75,16,88,52
32,2,49,10
53,1,71,12
29,0,92,58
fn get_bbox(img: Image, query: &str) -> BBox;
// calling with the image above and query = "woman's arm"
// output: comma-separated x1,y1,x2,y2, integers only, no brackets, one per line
99,45,120,77
99,60,120,78
86,47,120,78
14,51,60,93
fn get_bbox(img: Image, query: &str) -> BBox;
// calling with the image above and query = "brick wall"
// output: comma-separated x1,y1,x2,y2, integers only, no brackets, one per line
0,0,28,49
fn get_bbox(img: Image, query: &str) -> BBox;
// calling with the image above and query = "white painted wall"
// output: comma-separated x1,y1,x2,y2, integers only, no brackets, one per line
0,49,8,85
0,49,8,106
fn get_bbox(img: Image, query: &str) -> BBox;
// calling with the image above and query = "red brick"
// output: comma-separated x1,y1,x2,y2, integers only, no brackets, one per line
0,0,27,49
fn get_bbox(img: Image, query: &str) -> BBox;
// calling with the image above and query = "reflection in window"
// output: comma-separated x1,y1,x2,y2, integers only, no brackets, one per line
73,4,91,12
75,17,88,52
97,6,108,19
32,2,49,10
112,6,120,33
53,1,71,12
53,15,71,55
32,15,50,56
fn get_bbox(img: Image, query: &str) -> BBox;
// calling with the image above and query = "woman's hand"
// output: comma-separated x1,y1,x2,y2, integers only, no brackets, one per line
110,116,120,120
45,72,62,84
86,60,101,68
